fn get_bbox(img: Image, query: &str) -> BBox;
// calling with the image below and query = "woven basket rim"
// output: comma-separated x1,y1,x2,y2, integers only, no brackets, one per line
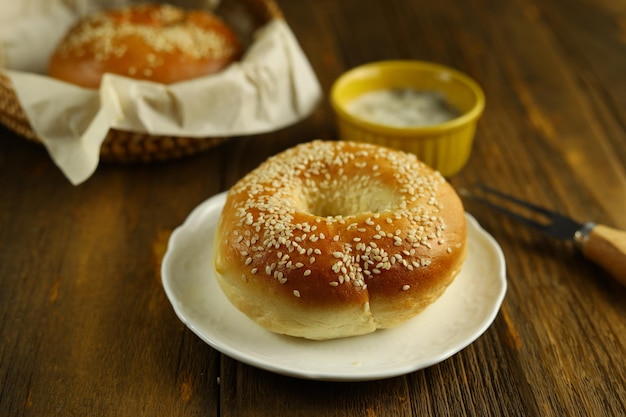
0,0,283,163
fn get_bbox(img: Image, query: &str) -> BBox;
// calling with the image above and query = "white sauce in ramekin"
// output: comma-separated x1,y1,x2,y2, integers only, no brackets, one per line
347,89,460,127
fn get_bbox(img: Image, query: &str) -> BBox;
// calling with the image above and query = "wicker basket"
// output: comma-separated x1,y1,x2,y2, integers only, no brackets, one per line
0,0,283,163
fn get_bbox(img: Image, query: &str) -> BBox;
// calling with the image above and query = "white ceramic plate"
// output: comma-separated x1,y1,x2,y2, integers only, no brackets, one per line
162,192,507,381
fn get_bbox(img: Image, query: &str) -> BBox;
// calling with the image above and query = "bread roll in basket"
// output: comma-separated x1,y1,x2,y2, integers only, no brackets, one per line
0,0,317,167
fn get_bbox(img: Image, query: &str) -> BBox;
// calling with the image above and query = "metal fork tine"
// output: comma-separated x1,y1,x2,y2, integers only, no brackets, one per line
460,183,553,233
474,183,554,219
460,183,582,240
462,196,542,232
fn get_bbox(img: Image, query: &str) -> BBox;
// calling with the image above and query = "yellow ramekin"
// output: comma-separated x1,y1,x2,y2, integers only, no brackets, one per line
330,60,485,177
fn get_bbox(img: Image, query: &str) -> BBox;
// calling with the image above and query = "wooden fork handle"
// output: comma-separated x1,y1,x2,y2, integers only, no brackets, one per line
581,224,626,286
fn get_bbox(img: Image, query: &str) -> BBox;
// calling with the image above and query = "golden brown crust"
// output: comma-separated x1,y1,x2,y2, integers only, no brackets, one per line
48,3,241,88
213,140,467,340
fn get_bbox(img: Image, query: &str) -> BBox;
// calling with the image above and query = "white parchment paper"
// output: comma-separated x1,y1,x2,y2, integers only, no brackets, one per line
0,0,322,184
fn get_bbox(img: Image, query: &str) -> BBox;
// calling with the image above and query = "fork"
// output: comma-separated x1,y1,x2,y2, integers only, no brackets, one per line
460,183,626,286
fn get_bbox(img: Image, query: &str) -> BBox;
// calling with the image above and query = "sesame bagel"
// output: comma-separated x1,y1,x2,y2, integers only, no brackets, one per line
213,140,467,340
48,3,241,88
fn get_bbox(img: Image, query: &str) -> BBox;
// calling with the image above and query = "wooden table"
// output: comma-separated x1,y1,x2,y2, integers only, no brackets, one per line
2,0,625,415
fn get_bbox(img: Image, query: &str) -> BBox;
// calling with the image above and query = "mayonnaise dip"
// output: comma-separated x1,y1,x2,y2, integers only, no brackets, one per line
347,88,460,128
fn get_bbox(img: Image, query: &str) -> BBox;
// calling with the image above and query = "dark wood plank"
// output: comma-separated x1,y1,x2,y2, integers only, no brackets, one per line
1,0,626,415
0,126,224,416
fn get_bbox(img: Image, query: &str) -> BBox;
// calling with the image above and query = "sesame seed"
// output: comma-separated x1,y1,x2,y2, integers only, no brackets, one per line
222,140,453,306
56,3,239,83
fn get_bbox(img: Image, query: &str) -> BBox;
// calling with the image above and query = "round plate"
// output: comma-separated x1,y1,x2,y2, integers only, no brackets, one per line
161,192,507,381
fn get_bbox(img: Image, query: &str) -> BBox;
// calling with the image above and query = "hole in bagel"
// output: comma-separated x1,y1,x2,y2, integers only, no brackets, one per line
299,177,402,217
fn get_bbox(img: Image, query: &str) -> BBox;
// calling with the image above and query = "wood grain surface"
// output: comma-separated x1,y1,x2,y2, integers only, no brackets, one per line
1,0,625,416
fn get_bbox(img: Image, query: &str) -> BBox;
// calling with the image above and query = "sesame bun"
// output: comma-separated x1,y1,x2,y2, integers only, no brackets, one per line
212,140,467,340
48,3,241,88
